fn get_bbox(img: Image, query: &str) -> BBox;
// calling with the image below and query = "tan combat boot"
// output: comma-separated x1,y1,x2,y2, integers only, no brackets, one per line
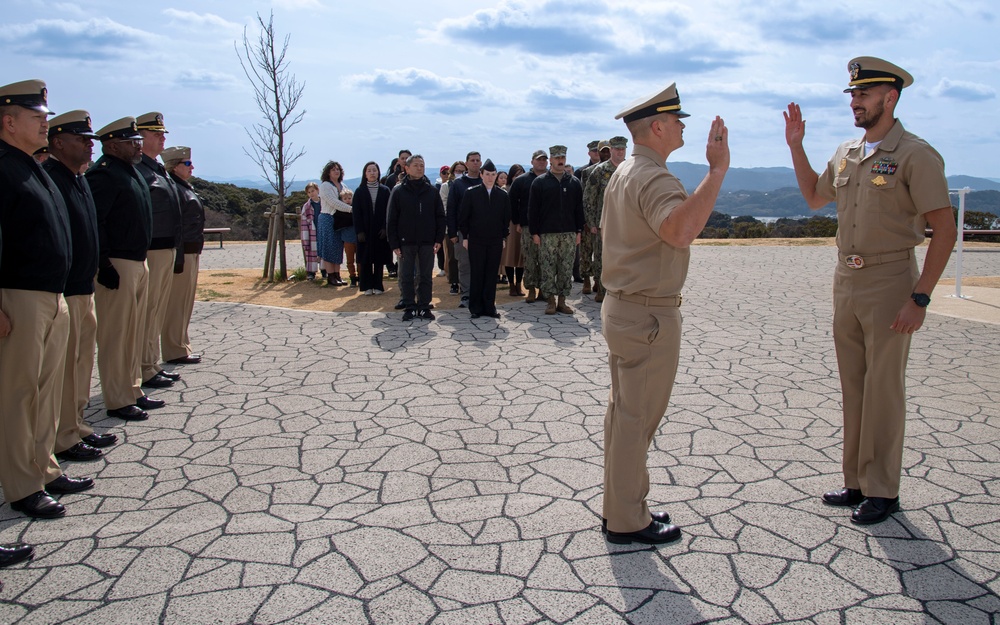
544,296,557,315
525,287,537,303
556,295,574,314
582,276,592,295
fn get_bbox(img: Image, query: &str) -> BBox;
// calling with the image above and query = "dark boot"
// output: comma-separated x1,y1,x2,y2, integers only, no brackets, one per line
544,296,557,315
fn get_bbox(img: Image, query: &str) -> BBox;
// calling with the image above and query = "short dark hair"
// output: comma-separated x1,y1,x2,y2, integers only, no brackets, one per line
321,160,343,184
465,151,480,161
398,149,411,158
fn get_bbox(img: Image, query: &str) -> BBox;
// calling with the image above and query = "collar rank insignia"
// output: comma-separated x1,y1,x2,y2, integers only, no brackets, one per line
838,159,847,173
871,175,887,187
870,158,898,175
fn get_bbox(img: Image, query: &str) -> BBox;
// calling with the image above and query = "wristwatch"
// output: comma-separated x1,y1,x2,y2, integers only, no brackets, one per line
911,292,931,308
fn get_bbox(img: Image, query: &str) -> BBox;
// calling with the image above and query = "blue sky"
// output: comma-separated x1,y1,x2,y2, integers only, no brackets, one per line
5,0,999,187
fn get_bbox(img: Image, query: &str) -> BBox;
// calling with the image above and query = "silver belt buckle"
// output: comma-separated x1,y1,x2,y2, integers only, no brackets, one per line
845,255,865,269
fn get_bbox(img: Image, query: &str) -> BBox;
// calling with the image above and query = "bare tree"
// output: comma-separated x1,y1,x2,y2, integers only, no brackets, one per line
235,10,305,281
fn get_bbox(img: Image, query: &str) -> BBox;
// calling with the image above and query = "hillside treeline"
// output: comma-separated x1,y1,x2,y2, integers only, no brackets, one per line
189,178,1000,242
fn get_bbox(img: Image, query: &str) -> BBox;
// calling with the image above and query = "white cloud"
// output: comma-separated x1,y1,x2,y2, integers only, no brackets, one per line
162,9,241,32
930,78,997,101
0,18,155,60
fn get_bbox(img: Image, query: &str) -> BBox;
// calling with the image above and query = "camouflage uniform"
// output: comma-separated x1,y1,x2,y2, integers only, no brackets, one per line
576,159,602,279
521,225,541,290
583,159,618,287
539,232,577,297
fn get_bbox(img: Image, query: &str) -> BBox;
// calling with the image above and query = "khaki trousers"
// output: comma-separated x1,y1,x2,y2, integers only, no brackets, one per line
142,248,175,381
833,256,918,499
601,294,682,533
56,294,97,453
161,252,199,362
0,289,69,501
95,258,148,410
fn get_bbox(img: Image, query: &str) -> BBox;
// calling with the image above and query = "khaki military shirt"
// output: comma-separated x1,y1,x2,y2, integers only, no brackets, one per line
583,159,617,229
816,120,949,254
601,144,689,297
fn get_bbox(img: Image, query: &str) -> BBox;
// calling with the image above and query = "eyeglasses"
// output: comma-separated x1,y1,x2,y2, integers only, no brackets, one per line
182,160,193,166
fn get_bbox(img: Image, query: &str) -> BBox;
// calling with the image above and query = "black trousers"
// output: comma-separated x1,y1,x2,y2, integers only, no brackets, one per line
468,239,503,315
356,242,380,292
398,244,434,310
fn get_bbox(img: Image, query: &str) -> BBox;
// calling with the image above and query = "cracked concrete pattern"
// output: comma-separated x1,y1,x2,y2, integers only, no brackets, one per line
1,245,999,624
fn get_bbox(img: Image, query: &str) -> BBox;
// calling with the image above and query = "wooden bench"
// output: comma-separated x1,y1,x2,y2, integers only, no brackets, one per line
204,227,232,248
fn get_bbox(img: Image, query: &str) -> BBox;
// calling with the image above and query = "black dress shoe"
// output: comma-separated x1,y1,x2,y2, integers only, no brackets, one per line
166,354,201,365
141,373,174,389
606,520,682,545
851,497,900,525
158,370,181,381
602,511,671,534
0,543,34,568
83,432,118,448
395,299,407,310
55,442,103,462
136,395,165,410
470,313,481,319
107,405,148,421
46,474,95,494
10,491,65,519
822,487,865,507
487,312,501,319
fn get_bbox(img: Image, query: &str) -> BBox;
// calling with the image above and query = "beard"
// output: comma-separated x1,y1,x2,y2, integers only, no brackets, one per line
853,98,885,130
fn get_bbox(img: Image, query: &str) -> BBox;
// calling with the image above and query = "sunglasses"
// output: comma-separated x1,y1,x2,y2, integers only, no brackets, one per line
181,160,192,166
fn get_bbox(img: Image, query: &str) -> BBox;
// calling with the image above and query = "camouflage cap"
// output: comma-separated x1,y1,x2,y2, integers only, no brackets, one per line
531,149,548,160
549,145,567,157
586,140,600,151
609,136,628,149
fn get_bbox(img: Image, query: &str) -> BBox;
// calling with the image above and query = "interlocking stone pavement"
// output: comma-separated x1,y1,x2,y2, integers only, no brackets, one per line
1,244,999,624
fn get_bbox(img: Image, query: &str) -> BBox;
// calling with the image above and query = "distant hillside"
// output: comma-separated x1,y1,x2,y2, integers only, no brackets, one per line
194,173,1000,242
213,166,1000,196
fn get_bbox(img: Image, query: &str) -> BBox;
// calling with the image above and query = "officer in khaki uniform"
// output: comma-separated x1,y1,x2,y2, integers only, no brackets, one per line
785,57,956,524
87,117,158,421
135,112,183,388
43,110,119,462
160,146,205,364
0,80,95,519
600,83,729,544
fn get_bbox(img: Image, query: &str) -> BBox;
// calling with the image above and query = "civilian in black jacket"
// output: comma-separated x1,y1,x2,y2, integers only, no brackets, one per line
44,110,117,463
353,161,393,294
458,159,510,318
386,155,445,320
